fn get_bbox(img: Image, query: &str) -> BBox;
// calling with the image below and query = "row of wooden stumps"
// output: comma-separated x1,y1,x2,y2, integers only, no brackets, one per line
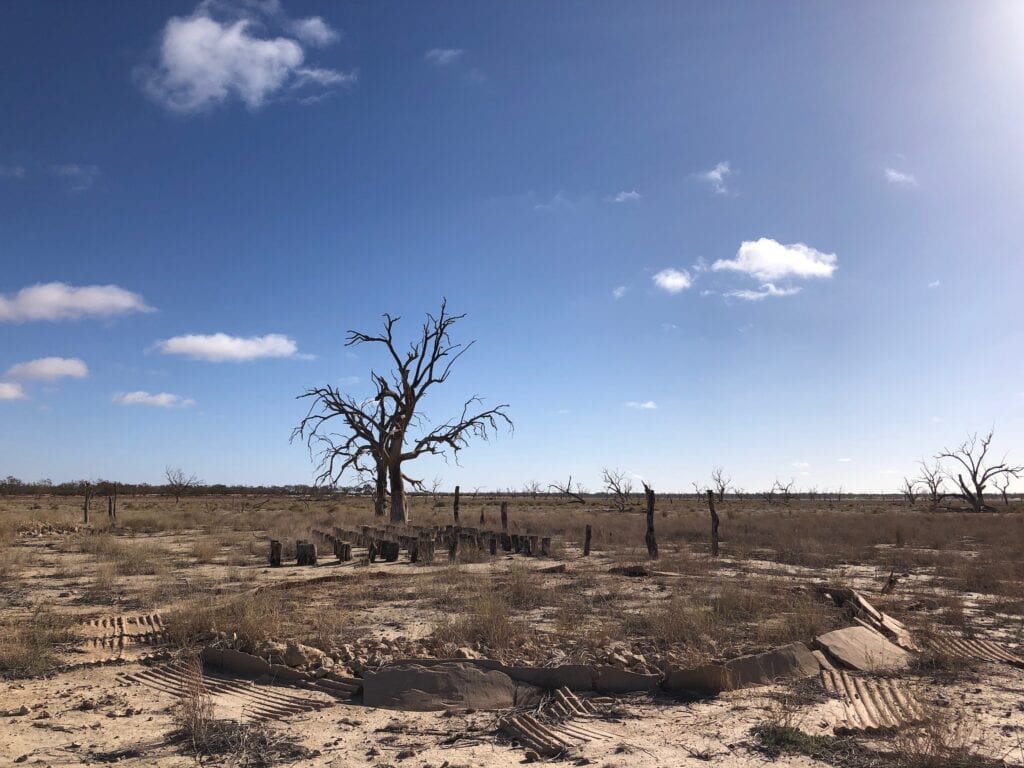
268,538,348,567
82,482,118,524
578,485,719,560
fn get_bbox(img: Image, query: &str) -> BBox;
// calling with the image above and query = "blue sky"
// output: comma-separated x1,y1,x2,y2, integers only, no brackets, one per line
2,1,1022,492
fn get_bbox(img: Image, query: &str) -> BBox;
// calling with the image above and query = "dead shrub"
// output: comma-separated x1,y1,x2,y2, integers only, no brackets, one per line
432,590,524,655
164,591,283,651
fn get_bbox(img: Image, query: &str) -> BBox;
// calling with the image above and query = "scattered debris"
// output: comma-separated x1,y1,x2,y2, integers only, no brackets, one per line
814,626,911,672
819,664,925,734
816,586,916,650
119,660,336,722
923,635,1024,668
363,662,540,711
499,712,614,759
663,642,821,693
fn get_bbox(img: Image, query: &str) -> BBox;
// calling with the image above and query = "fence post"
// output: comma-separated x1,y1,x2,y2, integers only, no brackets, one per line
583,524,592,556
644,484,658,559
707,489,720,557
453,485,460,524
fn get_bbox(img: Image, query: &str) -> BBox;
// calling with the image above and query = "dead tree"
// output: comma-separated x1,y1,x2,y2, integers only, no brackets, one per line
916,460,945,508
994,475,1011,507
937,430,1022,512
164,467,199,504
522,480,542,498
549,475,586,504
643,483,658,559
294,300,512,525
710,466,731,502
899,477,918,505
453,484,460,523
601,467,633,513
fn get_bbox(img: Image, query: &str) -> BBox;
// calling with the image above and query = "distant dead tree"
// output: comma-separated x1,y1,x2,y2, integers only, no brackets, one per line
899,477,918,505
428,476,444,500
774,477,795,505
549,475,586,504
691,481,707,502
294,300,512,525
916,460,945,509
994,475,1012,507
164,466,200,504
522,480,542,499
601,468,633,513
710,466,731,502
937,430,1022,512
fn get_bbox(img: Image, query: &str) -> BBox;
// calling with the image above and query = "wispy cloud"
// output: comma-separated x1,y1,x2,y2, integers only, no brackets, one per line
625,400,658,410
928,280,940,288
0,165,27,179
425,48,465,67
0,283,154,323
699,161,733,195
112,391,195,408
884,167,917,187
138,1,354,113
533,191,574,212
713,238,837,281
837,457,852,463
0,382,28,401
725,283,802,301
338,375,362,387
153,332,301,362
612,286,627,300
51,164,100,192
608,190,641,203
792,461,810,468
5,357,88,381
652,268,692,294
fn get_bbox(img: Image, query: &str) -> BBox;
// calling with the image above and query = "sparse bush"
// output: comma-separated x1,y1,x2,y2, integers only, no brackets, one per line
0,607,76,678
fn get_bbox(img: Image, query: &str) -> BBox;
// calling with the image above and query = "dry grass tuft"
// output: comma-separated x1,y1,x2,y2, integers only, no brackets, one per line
0,606,76,678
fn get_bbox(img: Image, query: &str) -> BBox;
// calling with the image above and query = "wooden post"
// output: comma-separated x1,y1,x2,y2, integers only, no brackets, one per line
644,484,658,559
107,496,113,519
269,540,282,566
500,501,509,531
540,537,551,556
453,485,460,524
479,507,485,526
112,482,117,520
706,490,720,557
488,536,497,556
583,524,592,556
83,482,90,525
448,535,459,564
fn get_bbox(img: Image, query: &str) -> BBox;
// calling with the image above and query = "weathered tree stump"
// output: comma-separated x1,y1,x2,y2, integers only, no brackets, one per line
522,536,533,556
419,539,435,565
488,536,497,556
644,485,658,560
706,489,719,557
500,533,512,552
334,541,352,561
447,536,459,564
296,540,317,566
584,524,592,556
382,541,400,562
528,535,539,555
269,540,282,567
540,537,551,556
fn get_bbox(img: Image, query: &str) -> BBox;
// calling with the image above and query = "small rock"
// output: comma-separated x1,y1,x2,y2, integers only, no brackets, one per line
523,750,540,763
452,647,479,660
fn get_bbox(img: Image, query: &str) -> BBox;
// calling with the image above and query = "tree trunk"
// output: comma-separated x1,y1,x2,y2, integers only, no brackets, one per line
707,490,720,557
388,462,407,524
373,458,387,517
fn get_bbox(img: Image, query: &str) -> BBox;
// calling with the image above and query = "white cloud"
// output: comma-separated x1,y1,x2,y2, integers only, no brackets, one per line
0,282,154,323
52,164,100,191
652,268,692,294
0,382,27,401
625,400,658,410
338,375,362,386
700,161,733,195
288,16,338,46
837,457,852,463
113,391,195,408
928,280,940,288
713,238,837,281
792,461,810,468
0,165,26,179
725,283,802,301
612,286,627,300
139,3,353,113
425,48,465,67
5,357,89,381
609,190,641,203
884,167,917,187
154,332,300,361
